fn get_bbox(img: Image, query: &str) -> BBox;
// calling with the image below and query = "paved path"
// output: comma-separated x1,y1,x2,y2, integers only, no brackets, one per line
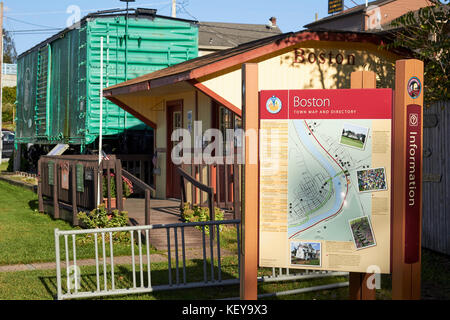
0,246,233,273
0,254,167,273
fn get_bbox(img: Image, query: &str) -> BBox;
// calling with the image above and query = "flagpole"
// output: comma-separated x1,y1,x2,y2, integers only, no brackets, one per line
98,37,104,206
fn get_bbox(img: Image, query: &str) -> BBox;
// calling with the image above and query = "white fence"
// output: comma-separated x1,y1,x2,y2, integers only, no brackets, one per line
54,219,348,300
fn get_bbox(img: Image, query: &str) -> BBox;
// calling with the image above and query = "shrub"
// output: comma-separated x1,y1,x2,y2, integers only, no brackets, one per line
181,203,225,235
77,205,130,243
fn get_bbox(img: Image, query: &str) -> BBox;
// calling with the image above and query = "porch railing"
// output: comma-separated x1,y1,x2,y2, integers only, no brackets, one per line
122,169,155,226
180,156,242,220
38,155,124,226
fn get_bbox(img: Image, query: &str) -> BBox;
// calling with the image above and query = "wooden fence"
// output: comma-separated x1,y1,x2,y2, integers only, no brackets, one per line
38,155,124,226
422,101,450,255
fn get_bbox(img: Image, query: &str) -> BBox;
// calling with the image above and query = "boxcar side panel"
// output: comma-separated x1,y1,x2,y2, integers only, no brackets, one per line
84,16,198,144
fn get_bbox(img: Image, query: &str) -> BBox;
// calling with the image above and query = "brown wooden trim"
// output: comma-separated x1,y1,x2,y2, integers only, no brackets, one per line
195,90,198,121
166,99,184,199
190,80,242,117
105,96,157,130
104,81,151,97
240,63,259,300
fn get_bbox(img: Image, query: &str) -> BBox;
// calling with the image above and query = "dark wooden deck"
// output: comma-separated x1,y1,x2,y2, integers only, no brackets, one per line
124,198,214,252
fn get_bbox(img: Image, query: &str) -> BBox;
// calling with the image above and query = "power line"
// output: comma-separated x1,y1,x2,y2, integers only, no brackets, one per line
177,0,198,21
5,1,172,17
8,32,58,36
5,16,62,29
9,28,62,33
348,0,363,7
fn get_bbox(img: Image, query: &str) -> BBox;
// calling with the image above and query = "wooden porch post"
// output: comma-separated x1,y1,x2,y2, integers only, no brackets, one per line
240,63,259,300
115,160,124,212
71,163,79,226
37,158,44,213
53,160,60,219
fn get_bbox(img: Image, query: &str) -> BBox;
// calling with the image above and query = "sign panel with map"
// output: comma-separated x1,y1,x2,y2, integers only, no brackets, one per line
259,89,392,273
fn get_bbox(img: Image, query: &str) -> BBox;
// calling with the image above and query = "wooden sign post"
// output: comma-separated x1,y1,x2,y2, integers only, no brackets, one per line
240,63,259,300
348,70,377,300
392,59,424,300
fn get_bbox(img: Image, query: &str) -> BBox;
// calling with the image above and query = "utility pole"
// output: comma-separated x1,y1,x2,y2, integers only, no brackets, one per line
172,0,176,18
0,1,4,167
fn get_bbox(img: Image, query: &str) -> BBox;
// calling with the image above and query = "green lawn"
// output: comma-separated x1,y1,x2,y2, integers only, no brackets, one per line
0,180,157,265
340,136,365,149
0,260,349,300
1,176,447,300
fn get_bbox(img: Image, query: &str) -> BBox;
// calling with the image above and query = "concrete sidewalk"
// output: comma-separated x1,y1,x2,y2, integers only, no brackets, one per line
0,246,235,273
0,254,167,273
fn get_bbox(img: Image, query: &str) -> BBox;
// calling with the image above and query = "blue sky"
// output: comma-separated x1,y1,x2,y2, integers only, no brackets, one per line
4,0,364,55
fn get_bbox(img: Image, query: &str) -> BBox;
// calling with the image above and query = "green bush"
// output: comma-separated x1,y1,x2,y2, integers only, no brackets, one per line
2,86,16,105
77,205,130,243
181,203,225,235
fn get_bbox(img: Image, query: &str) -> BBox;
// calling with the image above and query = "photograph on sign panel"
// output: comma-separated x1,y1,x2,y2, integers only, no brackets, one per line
290,241,321,267
349,216,376,250
339,122,369,150
356,167,387,193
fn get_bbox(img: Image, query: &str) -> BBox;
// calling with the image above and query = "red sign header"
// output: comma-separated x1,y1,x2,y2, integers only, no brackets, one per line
260,89,393,120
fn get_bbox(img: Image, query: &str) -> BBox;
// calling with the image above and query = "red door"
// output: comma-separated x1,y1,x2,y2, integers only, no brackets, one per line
166,100,183,199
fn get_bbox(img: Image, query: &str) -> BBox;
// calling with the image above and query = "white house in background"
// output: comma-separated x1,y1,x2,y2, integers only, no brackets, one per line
2,63,17,88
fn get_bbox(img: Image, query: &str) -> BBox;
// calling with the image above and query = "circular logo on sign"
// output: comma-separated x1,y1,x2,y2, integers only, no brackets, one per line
407,77,421,99
266,96,282,114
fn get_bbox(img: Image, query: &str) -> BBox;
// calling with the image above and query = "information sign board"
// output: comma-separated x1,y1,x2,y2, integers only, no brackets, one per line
259,89,392,273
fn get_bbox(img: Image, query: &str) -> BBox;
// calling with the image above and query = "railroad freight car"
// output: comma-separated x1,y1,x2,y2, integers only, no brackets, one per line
15,8,198,151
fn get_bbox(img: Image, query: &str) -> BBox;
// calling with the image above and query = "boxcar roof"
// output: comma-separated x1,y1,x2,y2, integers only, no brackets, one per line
18,8,198,59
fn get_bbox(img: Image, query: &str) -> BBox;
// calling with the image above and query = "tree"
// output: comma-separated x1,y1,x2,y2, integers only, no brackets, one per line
2,86,16,127
3,29,17,64
385,2,449,105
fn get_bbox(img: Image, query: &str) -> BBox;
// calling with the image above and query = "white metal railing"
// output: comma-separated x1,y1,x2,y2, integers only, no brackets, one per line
54,220,241,300
54,220,348,300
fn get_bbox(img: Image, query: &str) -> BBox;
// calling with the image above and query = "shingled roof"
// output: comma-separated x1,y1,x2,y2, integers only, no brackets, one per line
198,21,282,49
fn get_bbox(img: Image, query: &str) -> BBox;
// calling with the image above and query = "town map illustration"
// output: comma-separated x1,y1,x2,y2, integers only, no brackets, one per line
287,119,381,242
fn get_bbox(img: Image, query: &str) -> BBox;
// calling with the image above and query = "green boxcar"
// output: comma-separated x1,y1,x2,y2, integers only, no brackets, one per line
16,9,198,147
